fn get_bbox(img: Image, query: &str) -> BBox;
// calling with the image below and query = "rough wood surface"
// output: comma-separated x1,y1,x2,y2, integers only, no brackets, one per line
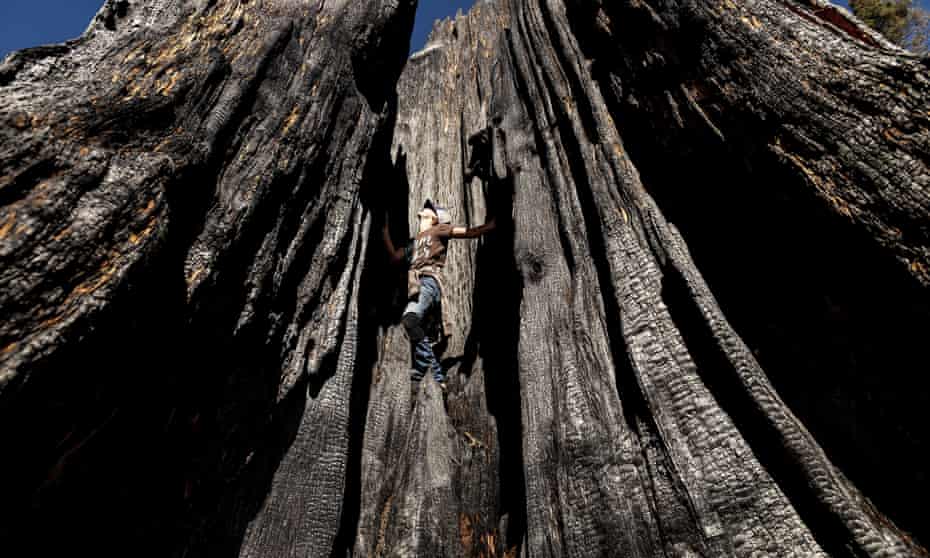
1,0,928,556
357,0,929,555
0,0,415,555
353,6,523,555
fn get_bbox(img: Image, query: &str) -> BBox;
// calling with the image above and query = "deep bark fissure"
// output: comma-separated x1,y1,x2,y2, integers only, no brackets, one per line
604,49,930,549
566,0,930,546
658,263,862,558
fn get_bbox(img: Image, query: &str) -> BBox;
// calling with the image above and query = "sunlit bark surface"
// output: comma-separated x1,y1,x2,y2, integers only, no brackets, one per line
0,1,415,555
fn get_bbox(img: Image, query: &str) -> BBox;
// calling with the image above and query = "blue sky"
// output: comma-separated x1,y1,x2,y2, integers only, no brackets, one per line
0,0,477,59
1,0,927,60
1,0,102,59
411,1,477,52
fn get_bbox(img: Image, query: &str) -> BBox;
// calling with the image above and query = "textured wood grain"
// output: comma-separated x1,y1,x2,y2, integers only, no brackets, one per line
364,0,928,556
0,0,415,555
354,6,522,555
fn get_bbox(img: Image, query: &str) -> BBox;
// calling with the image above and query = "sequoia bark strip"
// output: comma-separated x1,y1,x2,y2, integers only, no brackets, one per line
563,0,930,549
237,205,369,558
490,1,819,555
380,0,926,555
483,0,928,555
0,0,414,555
353,5,522,556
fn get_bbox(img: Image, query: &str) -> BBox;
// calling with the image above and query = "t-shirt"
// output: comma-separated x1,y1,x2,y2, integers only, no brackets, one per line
410,224,453,289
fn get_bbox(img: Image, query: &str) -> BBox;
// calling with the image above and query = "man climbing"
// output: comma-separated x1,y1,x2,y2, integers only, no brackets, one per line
382,199,495,395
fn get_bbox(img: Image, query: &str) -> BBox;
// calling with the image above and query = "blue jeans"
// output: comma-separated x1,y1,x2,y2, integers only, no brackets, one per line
404,276,444,382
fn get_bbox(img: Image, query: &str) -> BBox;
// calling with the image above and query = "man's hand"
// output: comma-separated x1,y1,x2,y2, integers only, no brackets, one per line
382,212,406,265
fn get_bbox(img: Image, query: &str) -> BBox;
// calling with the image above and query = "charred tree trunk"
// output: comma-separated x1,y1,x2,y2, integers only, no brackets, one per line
0,0,416,556
2,0,929,557
353,7,524,556
359,0,929,556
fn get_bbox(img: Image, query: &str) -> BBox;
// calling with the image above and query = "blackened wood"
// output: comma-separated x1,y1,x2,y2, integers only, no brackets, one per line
363,0,928,556
0,0,415,556
353,5,522,556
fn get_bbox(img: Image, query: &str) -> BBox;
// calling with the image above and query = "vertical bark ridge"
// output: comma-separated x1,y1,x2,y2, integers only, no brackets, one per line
354,4,520,556
657,215,925,557
561,0,930,549
237,206,369,558
493,0,825,554
462,0,925,555
502,4,663,554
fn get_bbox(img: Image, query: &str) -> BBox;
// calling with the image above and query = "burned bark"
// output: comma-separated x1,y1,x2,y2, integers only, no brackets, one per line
0,0,415,556
486,0,928,554
356,0,929,556
1,0,928,557
353,7,524,556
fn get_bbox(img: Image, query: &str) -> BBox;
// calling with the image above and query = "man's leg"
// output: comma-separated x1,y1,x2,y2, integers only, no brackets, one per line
412,335,442,383
403,277,438,382
402,308,428,382
417,277,445,383
402,277,443,384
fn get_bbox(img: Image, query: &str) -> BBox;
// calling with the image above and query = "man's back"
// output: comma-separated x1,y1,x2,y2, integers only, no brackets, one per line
411,224,453,279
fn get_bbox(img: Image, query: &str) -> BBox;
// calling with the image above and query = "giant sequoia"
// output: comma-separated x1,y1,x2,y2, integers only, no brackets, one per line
0,0,928,556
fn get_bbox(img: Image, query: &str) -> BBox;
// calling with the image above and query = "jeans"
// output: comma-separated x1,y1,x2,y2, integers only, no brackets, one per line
404,276,444,382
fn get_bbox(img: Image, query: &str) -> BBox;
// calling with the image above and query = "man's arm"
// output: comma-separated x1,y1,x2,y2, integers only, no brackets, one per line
382,216,408,265
450,220,496,239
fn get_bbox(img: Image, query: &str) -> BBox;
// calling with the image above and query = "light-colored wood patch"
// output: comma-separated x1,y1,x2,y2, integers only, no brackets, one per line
186,266,206,287
282,106,301,135
0,212,15,239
